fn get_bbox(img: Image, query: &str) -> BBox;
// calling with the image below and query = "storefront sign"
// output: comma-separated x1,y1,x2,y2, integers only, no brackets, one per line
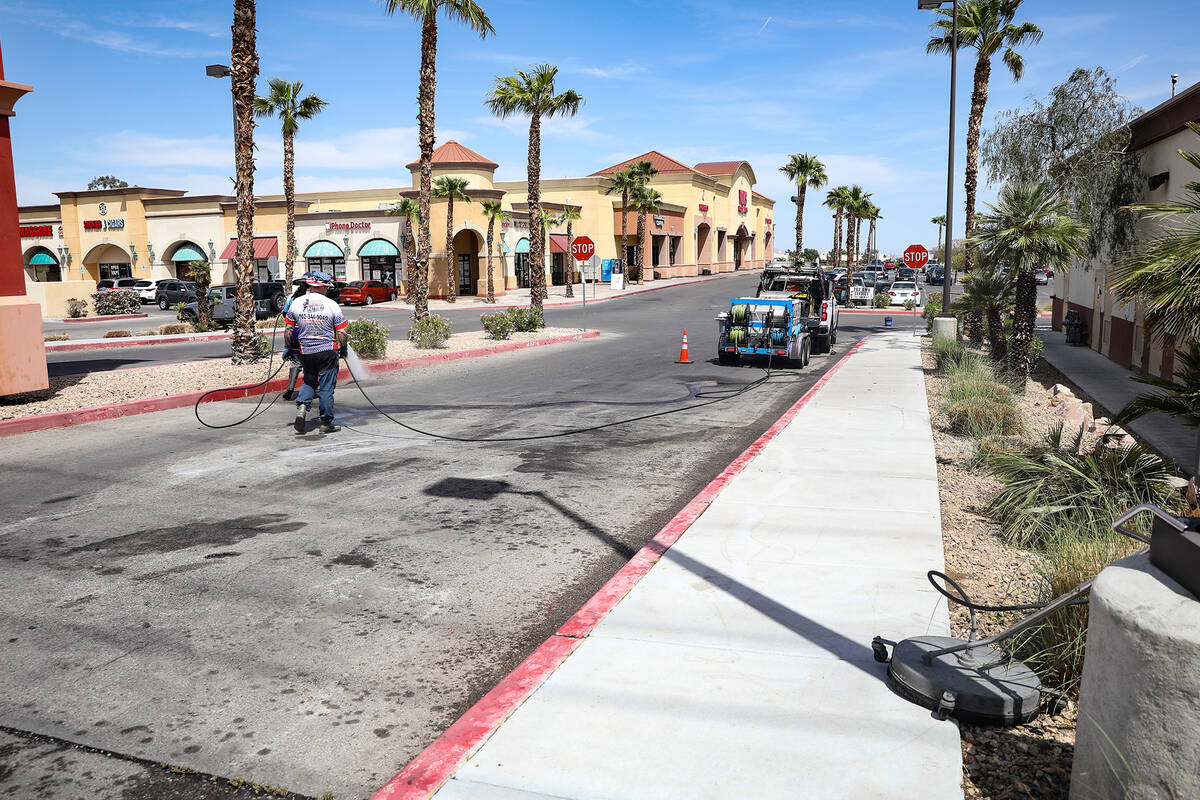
737,190,748,215
653,215,665,227
698,204,708,213
765,218,772,225
83,219,125,231
20,224,53,237
325,221,371,233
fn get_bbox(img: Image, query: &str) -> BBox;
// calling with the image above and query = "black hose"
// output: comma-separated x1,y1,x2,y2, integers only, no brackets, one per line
193,313,287,429
927,569,1087,644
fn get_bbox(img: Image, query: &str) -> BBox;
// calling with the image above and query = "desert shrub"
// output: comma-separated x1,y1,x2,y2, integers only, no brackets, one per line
903,298,917,311
255,318,285,330
508,307,544,331
480,311,515,340
984,423,1180,549
159,323,194,335
252,332,272,357
65,297,88,318
172,302,189,321
44,333,69,342
931,335,975,371
921,294,944,332
872,292,891,308
346,318,389,359
91,289,141,316
102,329,132,338
944,395,1023,439
408,314,451,349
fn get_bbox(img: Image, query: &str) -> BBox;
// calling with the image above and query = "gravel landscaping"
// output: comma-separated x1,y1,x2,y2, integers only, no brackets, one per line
1,327,587,420
923,338,1119,800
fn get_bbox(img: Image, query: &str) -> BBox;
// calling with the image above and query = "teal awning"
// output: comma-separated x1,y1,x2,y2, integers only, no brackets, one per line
304,240,343,258
500,240,510,254
359,238,399,257
514,237,530,254
171,245,205,262
28,252,57,265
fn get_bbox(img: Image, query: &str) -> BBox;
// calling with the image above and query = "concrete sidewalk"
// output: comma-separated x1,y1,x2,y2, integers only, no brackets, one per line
1039,329,1197,475
393,333,963,800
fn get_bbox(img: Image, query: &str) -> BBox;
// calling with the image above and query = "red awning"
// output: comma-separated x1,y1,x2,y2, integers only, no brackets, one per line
548,234,569,254
218,237,279,260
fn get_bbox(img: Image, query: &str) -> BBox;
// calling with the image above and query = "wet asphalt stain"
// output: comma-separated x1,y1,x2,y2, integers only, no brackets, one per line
66,514,304,559
203,552,240,560
326,553,377,569
41,494,78,505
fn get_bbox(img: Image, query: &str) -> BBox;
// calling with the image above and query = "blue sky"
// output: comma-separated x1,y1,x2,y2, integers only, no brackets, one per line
3,0,1197,254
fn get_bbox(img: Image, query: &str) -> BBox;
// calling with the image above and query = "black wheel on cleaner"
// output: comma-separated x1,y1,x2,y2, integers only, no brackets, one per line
718,350,737,366
802,339,811,367
812,333,831,355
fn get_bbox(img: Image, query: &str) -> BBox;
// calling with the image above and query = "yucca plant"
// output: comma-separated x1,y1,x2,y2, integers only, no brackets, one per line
952,265,1015,361
984,422,1179,549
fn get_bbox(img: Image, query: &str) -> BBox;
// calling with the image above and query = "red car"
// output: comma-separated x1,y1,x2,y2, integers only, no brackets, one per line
338,280,397,305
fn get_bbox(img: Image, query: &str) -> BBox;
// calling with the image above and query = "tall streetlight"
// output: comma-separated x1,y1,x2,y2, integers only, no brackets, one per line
205,64,237,143
919,0,957,335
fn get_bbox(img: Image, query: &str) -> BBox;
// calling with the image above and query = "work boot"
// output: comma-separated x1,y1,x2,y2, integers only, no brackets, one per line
294,405,308,434
320,420,340,434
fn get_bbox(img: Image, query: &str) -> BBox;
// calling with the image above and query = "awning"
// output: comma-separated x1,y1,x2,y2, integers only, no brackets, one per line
514,237,530,254
303,240,343,259
500,239,511,254
219,237,279,260
358,238,400,257
170,245,206,262
28,252,57,265
548,234,569,254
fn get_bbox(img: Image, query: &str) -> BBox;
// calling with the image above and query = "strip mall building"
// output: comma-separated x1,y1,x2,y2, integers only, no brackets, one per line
18,143,775,316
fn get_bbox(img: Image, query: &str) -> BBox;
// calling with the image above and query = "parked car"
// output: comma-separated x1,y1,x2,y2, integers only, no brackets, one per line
154,280,197,309
178,283,278,326
926,267,953,286
338,280,396,305
136,279,164,304
897,267,917,281
1034,270,1050,285
96,277,141,291
887,281,922,306
291,278,343,304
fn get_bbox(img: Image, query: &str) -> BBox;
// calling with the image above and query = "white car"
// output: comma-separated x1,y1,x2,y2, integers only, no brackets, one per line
887,281,922,306
135,279,159,304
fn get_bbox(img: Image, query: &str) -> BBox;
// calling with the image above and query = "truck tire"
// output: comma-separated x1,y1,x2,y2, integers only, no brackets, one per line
831,330,838,345
802,339,811,366
718,351,736,366
271,292,285,313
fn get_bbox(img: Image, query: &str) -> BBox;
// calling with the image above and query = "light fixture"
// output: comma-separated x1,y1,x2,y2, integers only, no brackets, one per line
205,64,231,78
147,241,155,262
208,240,216,260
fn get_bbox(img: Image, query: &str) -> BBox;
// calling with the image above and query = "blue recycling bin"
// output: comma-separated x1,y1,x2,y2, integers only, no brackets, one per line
601,259,614,281
884,316,893,328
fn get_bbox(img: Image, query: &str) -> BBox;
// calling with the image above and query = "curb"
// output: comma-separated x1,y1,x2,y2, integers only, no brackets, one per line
374,269,759,313
59,313,149,324
370,331,878,800
45,330,252,352
1,330,600,438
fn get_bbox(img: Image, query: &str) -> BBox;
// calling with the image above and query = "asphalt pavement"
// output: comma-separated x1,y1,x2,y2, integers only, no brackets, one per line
1,275,882,799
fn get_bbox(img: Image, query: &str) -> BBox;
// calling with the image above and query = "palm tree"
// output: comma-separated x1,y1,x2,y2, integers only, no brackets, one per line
604,168,640,276
928,0,1041,273
480,199,510,304
383,0,494,320
969,182,1087,376
932,214,948,258
485,64,583,316
953,265,1014,360
843,186,872,285
1111,123,1200,344
253,78,327,288
861,202,881,261
229,0,259,364
389,197,421,302
630,185,664,286
824,186,850,270
433,176,472,302
628,160,658,284
559,204,581,297
779,154,828,259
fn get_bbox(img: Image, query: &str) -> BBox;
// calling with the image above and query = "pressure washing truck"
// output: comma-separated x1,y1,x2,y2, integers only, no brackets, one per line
715,267,837,367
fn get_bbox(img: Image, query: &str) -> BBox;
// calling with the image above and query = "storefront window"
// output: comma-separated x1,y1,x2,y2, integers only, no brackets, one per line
255,259,272,282
670,237,679,266
306,257,346,281
28,263,61,282
99,262,131,279
362,255,399,287
515,253,530,289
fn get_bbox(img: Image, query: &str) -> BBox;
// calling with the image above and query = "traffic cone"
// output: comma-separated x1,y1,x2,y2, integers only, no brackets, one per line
675,330,693,364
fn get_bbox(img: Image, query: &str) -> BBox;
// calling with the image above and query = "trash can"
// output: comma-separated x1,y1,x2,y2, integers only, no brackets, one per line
611,261,625,291
1064,309,1088,346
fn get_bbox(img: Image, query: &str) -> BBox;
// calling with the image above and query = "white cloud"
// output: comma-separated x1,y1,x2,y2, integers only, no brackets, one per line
578,64,646,80
47,20,221,58
475,115,609,143
1118,54,1148,73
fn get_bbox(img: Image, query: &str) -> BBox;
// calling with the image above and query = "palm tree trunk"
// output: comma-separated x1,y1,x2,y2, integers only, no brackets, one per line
230,0,258,364
564,220,574,297
966,312,985,347
636,208,646,284
846,211,857,287
832,211,841,270
412,12,438,321
1009,268,1038,378
283,131,296,287
964,55,991,274
404,220,417,304
486,217,495,304
526,114,545,315
937,224,944,257
795,182,805,257
986,307,1007,361
445,195,456,302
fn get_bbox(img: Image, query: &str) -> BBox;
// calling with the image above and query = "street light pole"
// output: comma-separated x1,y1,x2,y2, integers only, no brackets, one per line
919,0,958,328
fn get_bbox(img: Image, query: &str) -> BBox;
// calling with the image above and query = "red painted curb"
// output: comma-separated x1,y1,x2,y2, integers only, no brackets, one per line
371,331,879,800
0,330,600,437
60,313,149,323
45,330,245,352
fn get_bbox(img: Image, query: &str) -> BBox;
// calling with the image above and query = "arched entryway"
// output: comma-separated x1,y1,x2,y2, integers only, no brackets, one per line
303,240,345,280
696,223,712,267
452,228,484,296
358,238,401,287
164,240,208,279
732,225,750,270
82,243,131,282
24,246,61,282
763,231,773,261
513,237,531,289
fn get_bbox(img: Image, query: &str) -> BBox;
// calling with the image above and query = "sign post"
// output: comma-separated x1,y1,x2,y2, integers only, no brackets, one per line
571,237,595,318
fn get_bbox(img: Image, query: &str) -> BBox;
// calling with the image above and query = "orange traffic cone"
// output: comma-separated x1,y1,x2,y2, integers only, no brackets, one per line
676,330,693,364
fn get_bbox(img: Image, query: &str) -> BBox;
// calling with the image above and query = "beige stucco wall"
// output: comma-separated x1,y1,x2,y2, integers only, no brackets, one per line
146,212,225,282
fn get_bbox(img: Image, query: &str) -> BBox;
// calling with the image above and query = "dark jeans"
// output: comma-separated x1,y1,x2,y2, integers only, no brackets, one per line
296,349,339,421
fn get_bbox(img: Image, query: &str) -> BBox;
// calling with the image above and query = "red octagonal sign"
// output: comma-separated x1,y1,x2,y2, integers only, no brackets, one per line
904,244,930,270
570,236,595,262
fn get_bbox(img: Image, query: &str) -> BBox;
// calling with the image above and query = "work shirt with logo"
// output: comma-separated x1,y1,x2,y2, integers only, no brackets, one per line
285,293,347,355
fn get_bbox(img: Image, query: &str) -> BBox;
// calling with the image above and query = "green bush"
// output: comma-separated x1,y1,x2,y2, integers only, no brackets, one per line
508,307,544,331
922,295,942,331
409,314,452,349
984,423,1180,549
44,333,69,342
91,289,141,316
346,318,389,359
480,311,515,340
252,332,272,357
872,292,891,308
172,302,189,321
65,297,88,318
102,329,132,338
903,298,917,311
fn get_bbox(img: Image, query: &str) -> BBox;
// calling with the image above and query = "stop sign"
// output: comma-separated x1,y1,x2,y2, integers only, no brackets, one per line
570,236,595,261
904,244,930,270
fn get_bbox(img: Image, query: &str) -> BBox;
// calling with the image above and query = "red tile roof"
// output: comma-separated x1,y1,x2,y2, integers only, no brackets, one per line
590,151,700,177
406,140,499,170
753,190,775,203
219,237,278,260
693,160,749,176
